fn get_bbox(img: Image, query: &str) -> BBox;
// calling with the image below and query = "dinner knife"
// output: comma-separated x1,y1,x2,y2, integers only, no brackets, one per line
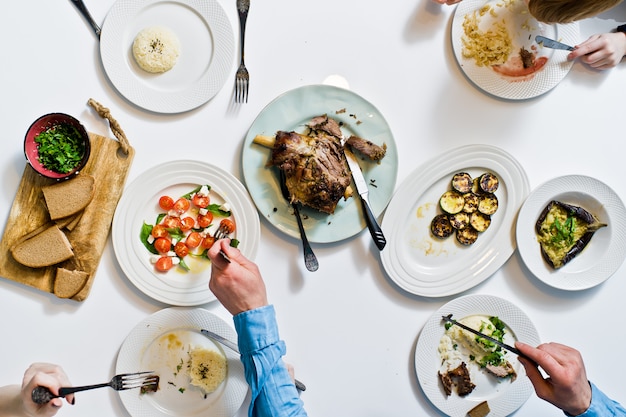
441,314,536,364
535,35,574,51
200,329,307,391
342,146,387,250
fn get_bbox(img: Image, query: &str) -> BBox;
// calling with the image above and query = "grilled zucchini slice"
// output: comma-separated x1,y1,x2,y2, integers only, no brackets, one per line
449,212,470,229
451,172,472,194
456,227,478,245
431,214,453,238
470,212,491,232
479,172,499,193
440,191,465,214
478,194,498,215
463,193,479,213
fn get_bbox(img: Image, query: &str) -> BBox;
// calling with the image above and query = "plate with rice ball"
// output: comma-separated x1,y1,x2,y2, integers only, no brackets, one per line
380,144,529,297
516,175,626,290
100,0,234,113
451,0,579,99
116,307,247,417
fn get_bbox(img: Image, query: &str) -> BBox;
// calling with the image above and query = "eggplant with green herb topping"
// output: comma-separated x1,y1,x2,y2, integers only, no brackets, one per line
535,200,607,269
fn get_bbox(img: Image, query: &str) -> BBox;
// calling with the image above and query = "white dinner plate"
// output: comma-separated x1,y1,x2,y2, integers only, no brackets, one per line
516,175,626,290
415,294,540,417
241,84,398,243
381,145,529,297
112,160,260,306
100,0,234,113
452,0,579,99
116,307,247,417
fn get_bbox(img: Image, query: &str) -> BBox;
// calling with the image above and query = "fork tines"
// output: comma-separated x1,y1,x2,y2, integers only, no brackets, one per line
213,224,230,240
235,64,249,103
120,372,159,390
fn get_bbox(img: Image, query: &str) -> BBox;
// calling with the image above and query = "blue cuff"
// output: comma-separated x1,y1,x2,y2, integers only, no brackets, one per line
568,382,626,417
233,305,281,354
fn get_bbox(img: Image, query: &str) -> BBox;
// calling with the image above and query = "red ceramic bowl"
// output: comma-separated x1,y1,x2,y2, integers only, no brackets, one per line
24,113,91,180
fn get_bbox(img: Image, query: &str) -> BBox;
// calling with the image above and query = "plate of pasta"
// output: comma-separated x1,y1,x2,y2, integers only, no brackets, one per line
451,0,579,99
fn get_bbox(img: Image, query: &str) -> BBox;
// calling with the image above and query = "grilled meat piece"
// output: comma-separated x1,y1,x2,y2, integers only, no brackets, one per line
308,114,343,138
346,136,387,161
520,47,535,69
485,361,517,381
269,130,350,214
439,362,476,397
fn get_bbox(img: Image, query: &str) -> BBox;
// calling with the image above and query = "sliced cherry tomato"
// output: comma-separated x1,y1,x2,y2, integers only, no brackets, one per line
197,212,213,228
186,232,202,249
192,194,210,208
174,241,189,258
155,256,174,272
180,216,195,232
219,218,236,234
201,236,215,250
151,224,169,239
154,237,171,254
173,198,191,214
161,215,181,229
159,195,175,211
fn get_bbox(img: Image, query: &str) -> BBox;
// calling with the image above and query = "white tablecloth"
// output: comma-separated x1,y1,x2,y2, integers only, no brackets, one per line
1,1,625,416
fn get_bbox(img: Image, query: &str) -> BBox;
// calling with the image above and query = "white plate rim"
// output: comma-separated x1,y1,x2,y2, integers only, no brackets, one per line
451,0,579,100
241,84,398,243
116,307,248,417
112,160,260,306
100,0,234,113
380,144,529,297
415,294,540,417
516,174,626,290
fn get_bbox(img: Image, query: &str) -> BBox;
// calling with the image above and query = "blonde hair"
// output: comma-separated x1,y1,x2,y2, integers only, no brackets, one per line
528,0,622,23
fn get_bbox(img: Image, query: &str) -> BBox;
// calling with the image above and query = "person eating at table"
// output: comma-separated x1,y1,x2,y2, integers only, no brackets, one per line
433,0,626,70
516,341,625,416
207,239,308,417
0,363,74,417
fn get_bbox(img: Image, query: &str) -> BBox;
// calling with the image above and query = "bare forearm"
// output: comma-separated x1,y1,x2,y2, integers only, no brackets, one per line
0,385,24,417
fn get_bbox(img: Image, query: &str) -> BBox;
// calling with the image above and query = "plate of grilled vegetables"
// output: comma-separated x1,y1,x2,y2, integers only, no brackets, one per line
516,175,626,290
380,145,529,297
242,84,398,244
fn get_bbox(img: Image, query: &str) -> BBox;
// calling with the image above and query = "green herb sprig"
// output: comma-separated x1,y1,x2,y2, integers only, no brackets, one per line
35,123,86,173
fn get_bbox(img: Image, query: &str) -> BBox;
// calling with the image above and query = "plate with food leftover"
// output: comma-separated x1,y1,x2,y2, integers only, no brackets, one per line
241,84,398,243
112,160,260,306
451,0,579,99
380,145,529,297
415,294,540,417
516,175,626,290
116,307,247,417
100,0,234,113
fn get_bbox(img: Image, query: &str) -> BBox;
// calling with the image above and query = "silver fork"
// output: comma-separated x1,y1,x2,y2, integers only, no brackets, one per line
31,371,158,404
235,0,250,103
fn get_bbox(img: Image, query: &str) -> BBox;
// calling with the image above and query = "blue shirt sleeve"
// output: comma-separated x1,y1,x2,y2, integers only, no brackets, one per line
233,305,308,417
569,382,626,417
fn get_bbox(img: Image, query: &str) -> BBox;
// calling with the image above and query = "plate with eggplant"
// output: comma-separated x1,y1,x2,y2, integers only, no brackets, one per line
380,144,530,297
516,175,626,290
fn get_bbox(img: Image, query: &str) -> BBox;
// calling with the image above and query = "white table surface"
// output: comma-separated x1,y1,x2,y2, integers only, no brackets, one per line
1,1,626,416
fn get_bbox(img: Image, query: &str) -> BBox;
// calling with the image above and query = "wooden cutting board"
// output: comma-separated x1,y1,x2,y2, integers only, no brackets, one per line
0,100,135,301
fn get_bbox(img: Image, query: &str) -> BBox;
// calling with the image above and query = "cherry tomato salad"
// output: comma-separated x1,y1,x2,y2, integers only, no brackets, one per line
140,185,240,273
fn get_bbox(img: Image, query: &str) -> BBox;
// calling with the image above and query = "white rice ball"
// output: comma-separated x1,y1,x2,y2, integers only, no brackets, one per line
132,26,180,73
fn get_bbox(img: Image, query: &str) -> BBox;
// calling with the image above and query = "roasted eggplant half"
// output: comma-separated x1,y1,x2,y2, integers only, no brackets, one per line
535,200,607,269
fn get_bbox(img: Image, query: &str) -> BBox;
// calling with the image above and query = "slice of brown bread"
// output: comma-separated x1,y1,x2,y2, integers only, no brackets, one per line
10,225,74,268
53,268,89,298
42,174,95,220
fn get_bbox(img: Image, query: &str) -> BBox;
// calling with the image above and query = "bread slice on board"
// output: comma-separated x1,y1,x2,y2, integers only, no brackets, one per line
54,268,89,298
10,225,74,268
42,174,95,220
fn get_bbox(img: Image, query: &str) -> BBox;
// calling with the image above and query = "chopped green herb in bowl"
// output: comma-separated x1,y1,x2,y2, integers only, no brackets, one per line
24,113,91,180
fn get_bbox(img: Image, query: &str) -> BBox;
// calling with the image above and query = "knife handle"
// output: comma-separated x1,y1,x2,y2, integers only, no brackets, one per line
360,197,386,250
